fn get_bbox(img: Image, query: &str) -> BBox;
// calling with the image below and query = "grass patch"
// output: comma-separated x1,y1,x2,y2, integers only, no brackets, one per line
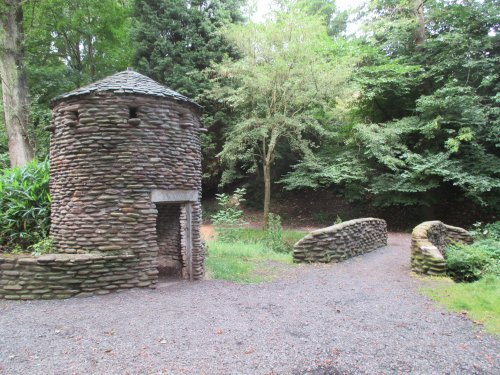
421,275,500,335
217,227,305,245
205,228,305,283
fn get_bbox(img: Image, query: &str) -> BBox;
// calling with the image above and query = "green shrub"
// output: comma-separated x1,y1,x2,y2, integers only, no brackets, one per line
265,213,291,253
446,239,500,282
29,236,54,256
211,188,247,242
0,159,51,250
470,221,500,241
0,153,9,169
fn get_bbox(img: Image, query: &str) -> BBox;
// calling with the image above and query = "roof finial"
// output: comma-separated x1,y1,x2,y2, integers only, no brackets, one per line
127,67,133,71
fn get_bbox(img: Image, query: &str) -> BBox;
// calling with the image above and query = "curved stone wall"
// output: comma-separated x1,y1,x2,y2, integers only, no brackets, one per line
293,218,387,263
49,92,204,288
411,221,473,275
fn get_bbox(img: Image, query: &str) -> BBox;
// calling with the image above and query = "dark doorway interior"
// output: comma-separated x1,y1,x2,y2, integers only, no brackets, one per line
156,203,183,278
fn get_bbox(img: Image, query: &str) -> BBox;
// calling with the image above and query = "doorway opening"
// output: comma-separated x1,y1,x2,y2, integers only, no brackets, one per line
155,203,192,279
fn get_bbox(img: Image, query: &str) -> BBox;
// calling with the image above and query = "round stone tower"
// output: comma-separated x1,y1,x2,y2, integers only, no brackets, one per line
49,70,204,288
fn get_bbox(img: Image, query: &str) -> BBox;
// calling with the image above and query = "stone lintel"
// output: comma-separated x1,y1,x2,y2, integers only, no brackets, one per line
151,189,198,203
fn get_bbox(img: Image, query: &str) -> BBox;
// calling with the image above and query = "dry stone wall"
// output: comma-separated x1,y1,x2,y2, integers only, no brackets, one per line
49,93,204,288
293,218,387,263
1,72,205,300
50,92,204,285
0,253,141,300
411,221,473,275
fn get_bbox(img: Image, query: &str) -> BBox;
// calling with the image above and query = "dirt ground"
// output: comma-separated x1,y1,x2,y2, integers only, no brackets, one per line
1,233,498,374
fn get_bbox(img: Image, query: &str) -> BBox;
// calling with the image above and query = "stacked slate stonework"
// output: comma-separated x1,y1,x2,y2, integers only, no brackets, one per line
411,221,472,275
293,218,387,263
48,70,204,291
0,254,139,299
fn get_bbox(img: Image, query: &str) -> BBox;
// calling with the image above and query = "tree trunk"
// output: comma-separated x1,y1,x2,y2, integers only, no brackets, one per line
263,161,271,230
0,0,34,167
412,0,426,48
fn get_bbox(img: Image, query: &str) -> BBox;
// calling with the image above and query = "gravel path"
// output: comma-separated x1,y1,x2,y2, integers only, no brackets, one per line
1,233,498,375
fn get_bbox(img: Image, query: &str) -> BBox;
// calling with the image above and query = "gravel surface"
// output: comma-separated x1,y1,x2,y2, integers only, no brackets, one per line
1,233,498,374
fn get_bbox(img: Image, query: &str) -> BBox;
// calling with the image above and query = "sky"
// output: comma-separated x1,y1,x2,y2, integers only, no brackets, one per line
251,0,366,22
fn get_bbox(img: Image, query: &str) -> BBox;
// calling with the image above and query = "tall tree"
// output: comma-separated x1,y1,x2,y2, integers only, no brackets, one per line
25,0,132,95
131,0,245,192
412,0,426,47
210,4,353,227
16,0,133,156
131,0,244,98
283,0,500,214
0,0,34,166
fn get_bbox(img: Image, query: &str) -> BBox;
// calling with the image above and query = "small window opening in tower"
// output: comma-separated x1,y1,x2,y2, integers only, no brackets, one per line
129,107,138,119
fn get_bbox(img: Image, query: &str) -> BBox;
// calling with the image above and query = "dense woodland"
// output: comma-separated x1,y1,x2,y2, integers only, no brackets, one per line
0,0,498,229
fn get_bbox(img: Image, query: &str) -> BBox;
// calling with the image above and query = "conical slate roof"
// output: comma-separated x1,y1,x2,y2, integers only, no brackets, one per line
51,69,200,108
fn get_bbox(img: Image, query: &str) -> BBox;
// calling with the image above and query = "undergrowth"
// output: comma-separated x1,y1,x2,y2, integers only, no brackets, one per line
206,240,292,283
206,227,305,283
0,159,51,251
421,275,500,335
422,221,500,334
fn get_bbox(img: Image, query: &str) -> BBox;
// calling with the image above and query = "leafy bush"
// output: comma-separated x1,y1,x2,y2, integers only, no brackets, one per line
211,188,247,242
469,221,500,241
0,153,9,169
265,213,291,253
0,159,51,250
29,236,54,256
446,239,500,282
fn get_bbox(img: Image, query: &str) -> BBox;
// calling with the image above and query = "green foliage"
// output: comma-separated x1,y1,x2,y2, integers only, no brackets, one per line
448,221,500,282
264,213,290,253
470,221,500,241
131,0,244,99
0,159,51,249
282,0,500,210
209,3,355,221
130,0,245,188
421,275,500,335
7,0,133,157
0,153,9,169
445,239,500,282
205,226,304,283
205,239,292,283
29,236,53,256
311,212,343,225
1,0,497,224
10,244,25,255
214,8,353,176
213,226,305,246
211,188,247,242
25,0,132,89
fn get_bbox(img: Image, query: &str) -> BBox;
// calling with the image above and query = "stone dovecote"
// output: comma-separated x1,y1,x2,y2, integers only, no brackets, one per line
48,70,204,291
